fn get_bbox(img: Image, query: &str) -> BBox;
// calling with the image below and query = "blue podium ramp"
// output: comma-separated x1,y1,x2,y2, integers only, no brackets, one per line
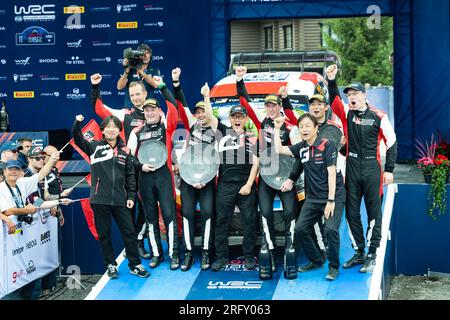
87,187,392,300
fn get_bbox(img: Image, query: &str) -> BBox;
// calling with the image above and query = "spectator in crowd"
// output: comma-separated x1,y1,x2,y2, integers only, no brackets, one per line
1,141,19,181
40,145,72,295
0,152,72,300
16,138,33,169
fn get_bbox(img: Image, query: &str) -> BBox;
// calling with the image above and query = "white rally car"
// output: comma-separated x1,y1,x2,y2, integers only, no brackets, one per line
210,71,329,127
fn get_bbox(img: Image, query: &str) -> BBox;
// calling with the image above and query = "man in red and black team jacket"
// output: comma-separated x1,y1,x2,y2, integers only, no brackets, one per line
235,66,300,272
90,73,160,259
72,114,149,279
127,95,181,271
326,64,397,273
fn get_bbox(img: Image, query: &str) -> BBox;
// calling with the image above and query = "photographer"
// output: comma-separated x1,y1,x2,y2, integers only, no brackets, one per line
117,43,161,108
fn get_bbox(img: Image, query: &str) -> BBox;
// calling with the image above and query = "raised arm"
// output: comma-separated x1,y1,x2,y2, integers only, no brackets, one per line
279,86,298,125
117,59,131,90
273,117,293,156
235,66,261,129
72,115,95,158
91,73,126,121
201,82,218,131
172,67,196,128
325,65,347,124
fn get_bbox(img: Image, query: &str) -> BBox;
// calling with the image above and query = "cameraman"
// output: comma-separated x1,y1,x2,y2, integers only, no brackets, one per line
117,43,161,108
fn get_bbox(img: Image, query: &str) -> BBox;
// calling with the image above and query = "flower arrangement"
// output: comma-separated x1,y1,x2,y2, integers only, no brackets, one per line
416,134,450,219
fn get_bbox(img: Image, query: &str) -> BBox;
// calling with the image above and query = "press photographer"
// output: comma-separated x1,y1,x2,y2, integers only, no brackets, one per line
117,43,161,108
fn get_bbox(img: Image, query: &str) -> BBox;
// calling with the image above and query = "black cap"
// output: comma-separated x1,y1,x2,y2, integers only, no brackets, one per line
308,94,326,104
264,94,281,105
229,105,247,116
343,82,365,94
194,101,206,110
143,98,160,109
27,146,45,157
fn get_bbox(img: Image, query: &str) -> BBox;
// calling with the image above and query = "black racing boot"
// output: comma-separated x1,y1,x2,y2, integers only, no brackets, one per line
200,250,211,270
181,251,194,271
343,250,365,269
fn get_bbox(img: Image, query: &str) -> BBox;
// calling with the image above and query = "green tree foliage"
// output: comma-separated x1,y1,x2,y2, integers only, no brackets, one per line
323,17,393,86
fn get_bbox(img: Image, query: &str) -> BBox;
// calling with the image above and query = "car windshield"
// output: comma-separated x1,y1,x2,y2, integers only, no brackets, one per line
211,95,309,126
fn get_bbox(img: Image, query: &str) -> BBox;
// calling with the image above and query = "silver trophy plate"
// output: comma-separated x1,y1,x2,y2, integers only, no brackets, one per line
179,144,220,186
137,140,168,170
259,147,295,190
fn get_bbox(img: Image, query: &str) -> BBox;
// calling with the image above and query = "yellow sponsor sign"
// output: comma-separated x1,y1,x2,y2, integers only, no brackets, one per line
14,91,35,98
64,6,85,14
116,21,138,29
65,73,87,81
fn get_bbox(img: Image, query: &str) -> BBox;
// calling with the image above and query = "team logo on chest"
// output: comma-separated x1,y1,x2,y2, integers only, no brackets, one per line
91,145,113,164
352,116,375,126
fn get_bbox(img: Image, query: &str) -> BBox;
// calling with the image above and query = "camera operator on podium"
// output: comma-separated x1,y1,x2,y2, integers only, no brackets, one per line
117,43,161,108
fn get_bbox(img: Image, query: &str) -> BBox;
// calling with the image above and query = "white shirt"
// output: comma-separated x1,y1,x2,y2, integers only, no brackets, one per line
0,174,39,213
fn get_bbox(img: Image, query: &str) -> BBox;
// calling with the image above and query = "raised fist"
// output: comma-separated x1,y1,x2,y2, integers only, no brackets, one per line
90,73,102,85
235,66,247,78
201,82,210,97
75,114,84,122
274,116,285,129
325,64,338,81
279,85,288,98
172,67,181,82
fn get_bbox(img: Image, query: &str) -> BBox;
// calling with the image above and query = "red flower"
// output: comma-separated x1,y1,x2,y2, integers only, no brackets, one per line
435,154,449,165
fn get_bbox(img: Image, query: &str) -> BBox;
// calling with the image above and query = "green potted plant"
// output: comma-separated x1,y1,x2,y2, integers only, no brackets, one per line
416,135,450,220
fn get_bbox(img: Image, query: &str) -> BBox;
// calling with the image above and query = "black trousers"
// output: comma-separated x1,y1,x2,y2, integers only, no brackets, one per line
295,200,344,268
258,178,297,250
180,178,215,252
345,158,383,254
139,165,180,258
215,180,257,260
91,203,141,269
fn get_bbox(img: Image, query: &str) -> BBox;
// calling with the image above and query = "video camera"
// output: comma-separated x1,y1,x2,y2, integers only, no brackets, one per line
123,48,146,70
18,214,34,225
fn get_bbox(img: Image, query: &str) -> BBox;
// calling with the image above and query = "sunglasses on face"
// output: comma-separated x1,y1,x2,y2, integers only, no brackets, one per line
31,156,45,161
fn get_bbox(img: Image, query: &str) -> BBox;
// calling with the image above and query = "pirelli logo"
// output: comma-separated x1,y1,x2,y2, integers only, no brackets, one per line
116,21,138,29
65,73,87,81
64,6,85,14
14,91,35,98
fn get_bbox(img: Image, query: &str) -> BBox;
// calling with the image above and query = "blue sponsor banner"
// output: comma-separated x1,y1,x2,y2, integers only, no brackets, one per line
0,0,210,135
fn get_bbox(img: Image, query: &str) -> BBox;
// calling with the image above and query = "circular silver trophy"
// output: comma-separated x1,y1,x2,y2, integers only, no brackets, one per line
318,124,343,151
259,147,296,190
137,140,168,170
179,144,220,186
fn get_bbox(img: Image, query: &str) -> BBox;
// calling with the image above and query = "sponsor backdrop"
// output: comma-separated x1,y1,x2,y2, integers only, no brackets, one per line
0,131,49,148
0,0,210,132
1,1,449,161
0,209,58,298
